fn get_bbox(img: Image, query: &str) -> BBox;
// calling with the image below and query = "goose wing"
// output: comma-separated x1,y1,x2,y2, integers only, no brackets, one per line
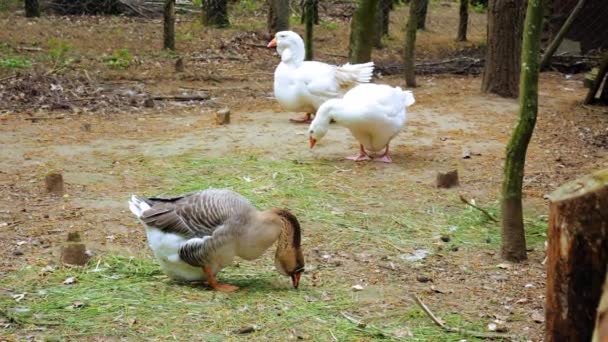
139,189,254,237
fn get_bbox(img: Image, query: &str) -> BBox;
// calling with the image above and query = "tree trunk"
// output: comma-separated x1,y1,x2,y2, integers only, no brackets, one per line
417,0,428,30
457,0,468,41
163,0,176,50
349,0,378,64
592,273,608,342
267,0,290,35
500,0,543,262
584,54,608,105
545,169,608,341
202,0,229,28
539,0,587,70
25,0,40,17
404,0,420,87
302,0,317,61
481,0,525,98
373,0,392,48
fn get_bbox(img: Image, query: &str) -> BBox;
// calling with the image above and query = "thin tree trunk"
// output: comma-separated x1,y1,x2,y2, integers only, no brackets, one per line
417,0,428,30
349,0,378,64
457,0,468,41
25,0,40,17
539,0,587,70
500,0,543,262
404,0,420,87
267,0,290,35
545,169,608,341
163,0,176,50
302,0,316,61
481,0,526,98
202,0,229,28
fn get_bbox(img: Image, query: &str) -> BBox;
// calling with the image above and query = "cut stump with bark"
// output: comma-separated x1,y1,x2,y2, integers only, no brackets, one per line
45,172,64,196
593,273,608,342
545,169,608,341
436,170,459,188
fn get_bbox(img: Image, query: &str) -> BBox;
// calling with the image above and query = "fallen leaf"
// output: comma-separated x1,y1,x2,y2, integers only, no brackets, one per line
351,284,364,291
532,310,544,323
63,277,77,285
497,263,511,270
12,293,26,302
65,301,86,310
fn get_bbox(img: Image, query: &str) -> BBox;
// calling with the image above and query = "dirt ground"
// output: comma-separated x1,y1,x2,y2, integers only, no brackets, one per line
1,4,608,341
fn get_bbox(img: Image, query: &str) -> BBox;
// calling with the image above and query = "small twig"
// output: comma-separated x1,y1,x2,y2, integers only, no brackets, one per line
0,74,17,83
24,116,65,121
340,312,366,328
16,46,43,52
411,294,517,340
151,94,209,101
459,195,499,223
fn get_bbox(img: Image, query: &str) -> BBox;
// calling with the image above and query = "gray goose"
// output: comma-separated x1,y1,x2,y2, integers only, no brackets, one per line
128,188,304,292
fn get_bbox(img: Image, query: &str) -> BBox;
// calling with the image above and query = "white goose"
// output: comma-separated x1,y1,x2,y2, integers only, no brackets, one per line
308,83,415,163
128,189,304,292
267,31,374,123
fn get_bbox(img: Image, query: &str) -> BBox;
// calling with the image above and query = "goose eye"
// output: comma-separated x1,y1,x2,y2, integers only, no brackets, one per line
309,130,314,134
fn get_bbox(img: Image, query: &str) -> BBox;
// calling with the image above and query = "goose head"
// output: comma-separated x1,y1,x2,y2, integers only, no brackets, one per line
267,31,305,65
269,208,305,288
308,100,337,148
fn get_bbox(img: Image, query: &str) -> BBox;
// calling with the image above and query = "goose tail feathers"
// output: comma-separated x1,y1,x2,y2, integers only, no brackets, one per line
335,62,375,85
129,195,152,218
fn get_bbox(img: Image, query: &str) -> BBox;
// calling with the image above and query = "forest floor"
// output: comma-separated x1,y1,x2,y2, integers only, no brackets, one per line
1,2,608,341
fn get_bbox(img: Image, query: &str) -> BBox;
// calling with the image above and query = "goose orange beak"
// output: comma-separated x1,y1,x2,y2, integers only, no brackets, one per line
309,136,316,149
291,272,302,289
267,38,277,48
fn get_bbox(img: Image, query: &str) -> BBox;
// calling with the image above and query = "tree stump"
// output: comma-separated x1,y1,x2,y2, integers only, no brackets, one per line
545,169,608,341
45,172,64,196
215,107,230,125
60,231,90,266
436,170,459,188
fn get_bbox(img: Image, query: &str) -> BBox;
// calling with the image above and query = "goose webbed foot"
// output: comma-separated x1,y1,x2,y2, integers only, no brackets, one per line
373,145,393,163
289,113,313,124
345,144,371,162
203,265,239,292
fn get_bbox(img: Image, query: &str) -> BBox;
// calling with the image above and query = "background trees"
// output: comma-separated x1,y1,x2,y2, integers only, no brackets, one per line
202,0,229,28
481,0,525,98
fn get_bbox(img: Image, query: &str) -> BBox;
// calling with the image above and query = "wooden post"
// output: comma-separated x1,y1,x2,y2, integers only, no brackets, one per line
545,169,608,341
539,0,587,70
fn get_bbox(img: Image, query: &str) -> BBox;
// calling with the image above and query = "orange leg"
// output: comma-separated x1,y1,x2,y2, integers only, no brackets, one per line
203,265,239,292
289,113,313,124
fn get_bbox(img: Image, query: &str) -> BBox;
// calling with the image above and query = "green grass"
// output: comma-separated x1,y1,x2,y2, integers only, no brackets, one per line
1,153,545,340
0,256,492,341
0,56,32,69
